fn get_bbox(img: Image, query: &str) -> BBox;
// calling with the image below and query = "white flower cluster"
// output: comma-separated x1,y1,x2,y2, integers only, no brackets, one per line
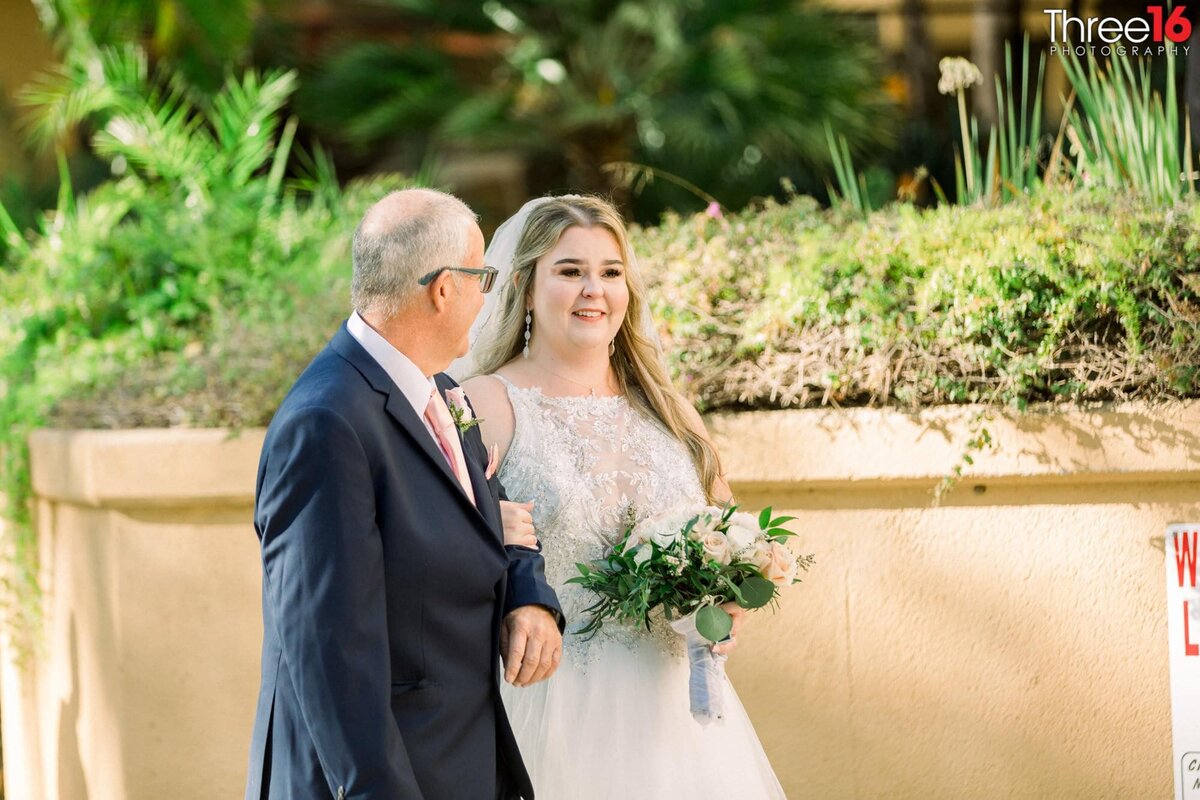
938,57,983,95
626,504,801,586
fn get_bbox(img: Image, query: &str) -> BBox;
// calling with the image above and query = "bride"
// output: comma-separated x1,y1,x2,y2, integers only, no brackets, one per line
457,195,786,798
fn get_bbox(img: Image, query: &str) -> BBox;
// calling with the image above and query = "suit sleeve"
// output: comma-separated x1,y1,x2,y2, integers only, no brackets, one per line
449,377,566,631
256,406,424,799
497,470,564,631
503,543,565,631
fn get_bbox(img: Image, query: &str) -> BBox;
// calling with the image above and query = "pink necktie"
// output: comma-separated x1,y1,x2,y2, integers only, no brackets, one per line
424,389,476,506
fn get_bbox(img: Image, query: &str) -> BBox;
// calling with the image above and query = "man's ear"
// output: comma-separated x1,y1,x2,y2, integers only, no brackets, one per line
429,271,454,313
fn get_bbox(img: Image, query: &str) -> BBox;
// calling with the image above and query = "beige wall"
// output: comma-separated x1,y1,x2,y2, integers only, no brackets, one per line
0,0,53,91
3,402,1197,798
717,402,1198,798
3,430,265,800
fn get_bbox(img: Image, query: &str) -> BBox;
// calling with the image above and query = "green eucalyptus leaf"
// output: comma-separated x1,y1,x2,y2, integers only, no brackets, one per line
736,576,776,609
695,605,734,643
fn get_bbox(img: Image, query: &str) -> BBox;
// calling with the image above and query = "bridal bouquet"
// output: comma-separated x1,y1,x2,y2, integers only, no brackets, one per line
568,504,813,725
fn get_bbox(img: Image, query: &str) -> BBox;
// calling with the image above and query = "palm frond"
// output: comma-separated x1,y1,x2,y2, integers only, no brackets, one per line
19,43,150,150
91,89,217,188
208,70,299,188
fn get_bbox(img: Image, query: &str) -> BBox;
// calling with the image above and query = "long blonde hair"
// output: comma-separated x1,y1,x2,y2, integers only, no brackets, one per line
472,195,725,503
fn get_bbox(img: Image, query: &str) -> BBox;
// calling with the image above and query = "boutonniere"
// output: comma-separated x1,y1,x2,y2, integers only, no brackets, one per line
444,387,483,434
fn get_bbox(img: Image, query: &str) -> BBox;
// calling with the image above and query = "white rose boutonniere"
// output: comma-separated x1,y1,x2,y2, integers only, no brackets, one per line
444,387,482,434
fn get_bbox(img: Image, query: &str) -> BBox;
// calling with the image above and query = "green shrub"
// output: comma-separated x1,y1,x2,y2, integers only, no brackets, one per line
636,191,1200,411
4,35,1198,646
0,44,412,644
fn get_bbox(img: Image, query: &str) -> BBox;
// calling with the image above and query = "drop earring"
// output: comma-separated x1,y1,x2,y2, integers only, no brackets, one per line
608,340,615,357
523,311,532,359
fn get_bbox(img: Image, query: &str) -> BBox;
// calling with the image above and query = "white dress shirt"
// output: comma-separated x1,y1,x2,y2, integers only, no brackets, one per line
346,311,442,446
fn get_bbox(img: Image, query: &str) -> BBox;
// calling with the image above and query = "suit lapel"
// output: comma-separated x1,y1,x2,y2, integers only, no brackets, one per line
433,375,503,538
463,450,498,533
382,391,461,490
329,325,498,543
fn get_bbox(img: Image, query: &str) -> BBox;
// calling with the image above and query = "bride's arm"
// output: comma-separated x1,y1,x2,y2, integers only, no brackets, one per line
460,374,516,466
460,375,536,548
463,374,564,682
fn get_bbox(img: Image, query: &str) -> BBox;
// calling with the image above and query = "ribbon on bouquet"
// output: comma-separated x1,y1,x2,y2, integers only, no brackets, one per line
668,613,729,726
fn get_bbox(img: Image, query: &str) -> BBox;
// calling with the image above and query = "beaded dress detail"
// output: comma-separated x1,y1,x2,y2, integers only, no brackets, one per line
490,375,786,799
494,375,704,663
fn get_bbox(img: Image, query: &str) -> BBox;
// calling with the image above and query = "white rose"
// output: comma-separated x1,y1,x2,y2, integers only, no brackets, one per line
632,505,694,547
726,524,760,558
729,511,763,533
623,526,650,550
658,505,702,529
652,527,682,549
698,531,732,566
688,513,722,542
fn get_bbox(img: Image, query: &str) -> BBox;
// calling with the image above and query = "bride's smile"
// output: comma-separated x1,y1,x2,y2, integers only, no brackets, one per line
529,225,629,355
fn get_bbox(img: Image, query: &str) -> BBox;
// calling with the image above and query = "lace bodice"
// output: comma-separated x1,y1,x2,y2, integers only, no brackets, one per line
492,375,707,663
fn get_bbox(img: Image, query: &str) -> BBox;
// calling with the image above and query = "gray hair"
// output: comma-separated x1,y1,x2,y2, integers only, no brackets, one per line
351,189,477,318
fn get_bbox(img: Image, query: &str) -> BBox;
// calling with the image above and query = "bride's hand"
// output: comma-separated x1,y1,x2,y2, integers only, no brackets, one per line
499,500,538,548
712,602,747,656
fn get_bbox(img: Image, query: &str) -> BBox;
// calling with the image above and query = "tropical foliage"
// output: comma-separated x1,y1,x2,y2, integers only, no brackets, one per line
30,0,264,91
1059,45,1195,205
0,36,412,642
299,0,895,216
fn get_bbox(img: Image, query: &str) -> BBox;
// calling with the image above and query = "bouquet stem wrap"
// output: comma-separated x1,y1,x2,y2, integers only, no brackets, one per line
669,613,729,726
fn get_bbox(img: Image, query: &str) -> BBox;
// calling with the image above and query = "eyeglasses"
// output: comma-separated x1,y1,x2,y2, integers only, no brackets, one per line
417,266,499,293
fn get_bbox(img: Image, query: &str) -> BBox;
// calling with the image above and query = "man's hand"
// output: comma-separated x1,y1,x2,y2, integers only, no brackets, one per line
500,605,562,686
712,602,747,656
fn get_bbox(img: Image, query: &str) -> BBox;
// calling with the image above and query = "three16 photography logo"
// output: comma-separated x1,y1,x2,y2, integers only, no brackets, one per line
1045,5,1192,57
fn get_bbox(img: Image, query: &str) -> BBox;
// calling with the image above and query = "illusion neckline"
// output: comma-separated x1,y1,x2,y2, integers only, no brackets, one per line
492,373,625,403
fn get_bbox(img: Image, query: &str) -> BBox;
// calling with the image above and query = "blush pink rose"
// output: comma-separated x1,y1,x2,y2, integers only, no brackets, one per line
754,541,798,586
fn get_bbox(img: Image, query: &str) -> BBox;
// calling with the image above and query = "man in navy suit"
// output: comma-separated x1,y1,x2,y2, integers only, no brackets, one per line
245,189,563,799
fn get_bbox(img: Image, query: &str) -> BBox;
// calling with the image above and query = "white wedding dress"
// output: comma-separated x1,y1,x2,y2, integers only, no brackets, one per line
493,375,786,799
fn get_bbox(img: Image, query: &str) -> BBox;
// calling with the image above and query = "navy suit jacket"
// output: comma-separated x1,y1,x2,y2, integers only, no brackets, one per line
245,323,563,800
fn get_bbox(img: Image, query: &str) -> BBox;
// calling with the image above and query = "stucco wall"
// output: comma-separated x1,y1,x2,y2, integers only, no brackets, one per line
716,403,1199,798
2,430,265,800
3,402,1197,798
